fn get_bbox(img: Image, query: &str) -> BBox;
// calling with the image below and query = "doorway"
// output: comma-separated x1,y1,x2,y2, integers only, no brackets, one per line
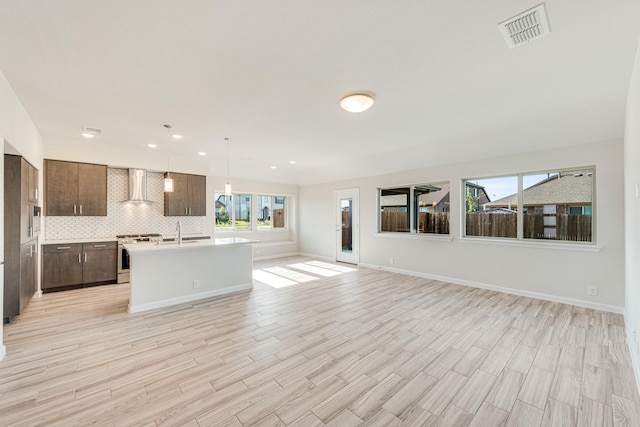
336,188,359,264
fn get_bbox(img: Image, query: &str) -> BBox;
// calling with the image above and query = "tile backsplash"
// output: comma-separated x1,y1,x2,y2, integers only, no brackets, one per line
45,168,205,240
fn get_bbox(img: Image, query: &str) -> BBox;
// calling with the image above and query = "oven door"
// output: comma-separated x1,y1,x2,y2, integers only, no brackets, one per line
117,244,130,283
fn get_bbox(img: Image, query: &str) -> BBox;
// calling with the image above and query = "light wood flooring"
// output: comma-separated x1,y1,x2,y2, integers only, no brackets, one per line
1,256,640,426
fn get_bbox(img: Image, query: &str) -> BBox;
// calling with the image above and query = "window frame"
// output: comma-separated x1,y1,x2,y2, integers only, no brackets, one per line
377,182,451,236
462,166,596,245
215,192,289,233
256,194,288,231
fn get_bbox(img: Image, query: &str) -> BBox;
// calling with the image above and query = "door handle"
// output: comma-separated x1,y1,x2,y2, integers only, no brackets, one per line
79,205,83,215
74,205,77,214
78,253,81,263
84,252,87,263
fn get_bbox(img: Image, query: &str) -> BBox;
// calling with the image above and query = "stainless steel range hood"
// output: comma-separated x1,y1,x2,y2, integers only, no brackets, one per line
123,168,153,202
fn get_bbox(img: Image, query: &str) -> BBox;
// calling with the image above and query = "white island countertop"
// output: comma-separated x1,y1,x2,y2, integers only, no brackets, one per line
124,237,259,254
126,236,257,313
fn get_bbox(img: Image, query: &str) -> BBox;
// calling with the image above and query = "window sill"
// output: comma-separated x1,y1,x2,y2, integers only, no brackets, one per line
459,237,601,252
374,232,453,242
256,228,289,233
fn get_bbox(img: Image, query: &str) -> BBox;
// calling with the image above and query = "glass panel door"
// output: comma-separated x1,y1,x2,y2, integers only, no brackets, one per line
336,189,359,264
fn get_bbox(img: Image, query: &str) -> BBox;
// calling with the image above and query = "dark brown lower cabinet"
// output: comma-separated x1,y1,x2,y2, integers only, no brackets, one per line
20,241,38,313
42,241,117,292
82,242,118,284
42,243,83,290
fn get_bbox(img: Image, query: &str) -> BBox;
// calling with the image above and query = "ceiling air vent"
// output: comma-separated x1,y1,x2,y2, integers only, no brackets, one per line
498,3,551,48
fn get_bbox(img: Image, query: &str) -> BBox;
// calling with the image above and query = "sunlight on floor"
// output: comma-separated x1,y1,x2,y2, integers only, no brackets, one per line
253,261,358,288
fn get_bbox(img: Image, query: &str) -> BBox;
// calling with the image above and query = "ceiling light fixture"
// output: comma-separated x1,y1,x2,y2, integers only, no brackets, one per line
171,133,183,140
340,92,375,113
270,166,277,169
81,127,101,138
198,152,206,156
163,124,174,192
289,160,296,165
224,137,232,196
148,144,157,148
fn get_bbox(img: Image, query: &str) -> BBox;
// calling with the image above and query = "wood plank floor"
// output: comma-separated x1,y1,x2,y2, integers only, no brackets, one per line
1,256,639,426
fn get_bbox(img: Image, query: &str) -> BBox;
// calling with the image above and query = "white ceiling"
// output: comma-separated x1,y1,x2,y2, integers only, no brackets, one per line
0,1,639,185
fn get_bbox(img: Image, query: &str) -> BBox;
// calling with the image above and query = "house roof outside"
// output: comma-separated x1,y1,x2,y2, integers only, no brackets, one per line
485,171,593,208
418,183,450,206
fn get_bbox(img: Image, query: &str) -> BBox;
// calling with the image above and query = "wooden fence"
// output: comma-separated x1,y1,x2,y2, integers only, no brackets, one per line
380,211,591,241
341,211,352,250
380,211,450,234
273,209,285,228
466,213,592,241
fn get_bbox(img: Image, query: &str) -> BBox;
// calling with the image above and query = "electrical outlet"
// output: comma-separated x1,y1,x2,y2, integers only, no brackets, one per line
389,258,394,265
193,280,200,289
587,286,598,296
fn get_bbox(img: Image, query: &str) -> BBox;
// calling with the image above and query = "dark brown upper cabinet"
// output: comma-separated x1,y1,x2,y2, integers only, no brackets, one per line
164,172,206,216
44,160,107,216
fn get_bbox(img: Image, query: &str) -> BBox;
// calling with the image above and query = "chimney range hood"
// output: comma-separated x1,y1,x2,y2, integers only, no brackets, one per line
123,168,153,203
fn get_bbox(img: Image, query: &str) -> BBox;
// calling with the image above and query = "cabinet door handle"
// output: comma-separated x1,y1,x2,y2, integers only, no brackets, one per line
189,207,192,215
185,207,188,215
80,205,83,215
93,244,106,248
74,205,77,214
84,252,87,263
78,253,81,263
57,246,71,250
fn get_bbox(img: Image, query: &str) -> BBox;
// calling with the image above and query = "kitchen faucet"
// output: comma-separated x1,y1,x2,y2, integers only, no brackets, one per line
176,220,182,246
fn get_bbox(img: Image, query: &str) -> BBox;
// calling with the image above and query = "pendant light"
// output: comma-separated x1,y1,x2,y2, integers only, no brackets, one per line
163,124,174,192
224,137,232,196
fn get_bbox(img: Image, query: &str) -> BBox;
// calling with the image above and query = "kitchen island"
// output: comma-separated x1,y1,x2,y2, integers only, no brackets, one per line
124,237,258,313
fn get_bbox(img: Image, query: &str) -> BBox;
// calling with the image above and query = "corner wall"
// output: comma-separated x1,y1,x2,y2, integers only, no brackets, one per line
624,37,640,386
300,139,625,312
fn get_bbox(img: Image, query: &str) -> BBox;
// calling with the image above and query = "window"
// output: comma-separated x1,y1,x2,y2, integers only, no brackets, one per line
257,195,286,230
379,183,450,235
215,193,252,231
464,176,517,238
215,194,232,231
234,194,251,230
464,168,594,243
522,170,593,242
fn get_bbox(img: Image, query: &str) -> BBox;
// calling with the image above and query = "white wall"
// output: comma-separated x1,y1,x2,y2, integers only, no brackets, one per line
624,37,640,386
300,139,625,312
0,70,44,360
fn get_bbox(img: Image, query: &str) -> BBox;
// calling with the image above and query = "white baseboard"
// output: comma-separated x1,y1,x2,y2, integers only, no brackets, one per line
299,252,335,262
254,252,300,261
128,283,253,313
359,263,624,314
0,344,5,361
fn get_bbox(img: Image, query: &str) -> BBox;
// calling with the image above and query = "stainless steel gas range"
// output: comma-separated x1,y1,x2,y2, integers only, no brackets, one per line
116,234,162,283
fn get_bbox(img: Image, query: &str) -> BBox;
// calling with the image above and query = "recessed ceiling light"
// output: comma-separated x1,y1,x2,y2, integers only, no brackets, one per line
148,144,158,148
289,160,296,165
171,133,183,140
81,127,101,138
198,152,206,156
340,92,375,113
270,166,277,169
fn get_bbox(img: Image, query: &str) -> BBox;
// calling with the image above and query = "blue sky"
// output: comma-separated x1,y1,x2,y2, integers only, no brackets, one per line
469,173,558,202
